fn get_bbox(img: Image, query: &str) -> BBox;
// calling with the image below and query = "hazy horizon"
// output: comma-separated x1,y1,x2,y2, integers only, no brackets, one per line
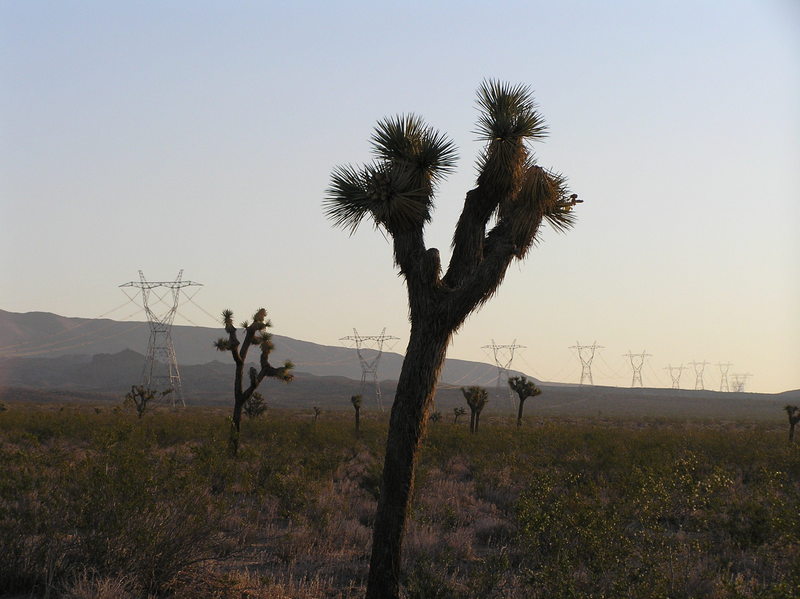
2,1,798,393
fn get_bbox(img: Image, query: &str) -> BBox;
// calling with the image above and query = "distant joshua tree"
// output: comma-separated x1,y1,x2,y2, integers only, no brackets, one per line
429,410,442,423
243,391,267,419
508,375,542,427
214,308,293,456
785,405,800,443
313,406,322,425
462,386,489,433
453,406,466,425
124,385,173,419
351,395,363,435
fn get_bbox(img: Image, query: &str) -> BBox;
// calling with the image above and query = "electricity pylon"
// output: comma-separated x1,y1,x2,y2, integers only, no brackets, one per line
119,270,201,406
623,350,652,387
340,328,399,411
664,364,687,389
717,362,733,392
731,372,752,392
482,339,525,408
569,341,603,386
688,360,709,390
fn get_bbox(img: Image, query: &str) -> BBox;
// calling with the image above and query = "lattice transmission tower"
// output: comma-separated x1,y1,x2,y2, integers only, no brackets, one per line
731,372,752,392
664,364,687,389
717,362,733,392
482,339,525,408
120,270,201,406
340,328,399,411
623,350,652,387
688,360,709,390
569,341,603,385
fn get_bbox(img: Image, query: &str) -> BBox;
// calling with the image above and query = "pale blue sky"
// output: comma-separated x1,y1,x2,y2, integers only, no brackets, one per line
2,1,798,392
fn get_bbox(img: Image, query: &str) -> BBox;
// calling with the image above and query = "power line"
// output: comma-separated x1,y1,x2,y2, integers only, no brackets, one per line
622,350,652,387
730,372,752,392
688,360,710,390
717,362,733,392
481,339,525,409
120,270,201,407
569,341,603,385
664,364,687,389
340,328,399,411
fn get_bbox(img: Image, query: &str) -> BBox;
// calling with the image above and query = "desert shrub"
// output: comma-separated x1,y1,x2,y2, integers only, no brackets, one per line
0,419,228,596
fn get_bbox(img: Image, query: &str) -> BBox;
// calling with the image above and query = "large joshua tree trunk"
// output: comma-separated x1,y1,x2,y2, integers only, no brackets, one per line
367,323,451,597
325,81,581,599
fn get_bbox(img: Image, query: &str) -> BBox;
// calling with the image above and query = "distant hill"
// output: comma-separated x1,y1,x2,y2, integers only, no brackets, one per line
0,309,509,386
0,309,794,421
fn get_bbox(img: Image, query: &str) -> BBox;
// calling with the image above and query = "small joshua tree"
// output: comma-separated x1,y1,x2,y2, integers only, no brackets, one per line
351,394,363,435
429,410,442,423
453,406,466,425
124,385,172,419
243,391,267,419
313,406,322,425
214,308,293,456
462,386,489,434
508,375,542,427
785,405,800,443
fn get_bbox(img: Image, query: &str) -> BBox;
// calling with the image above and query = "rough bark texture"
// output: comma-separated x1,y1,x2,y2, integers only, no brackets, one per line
366,324,451,598
516,399,526,427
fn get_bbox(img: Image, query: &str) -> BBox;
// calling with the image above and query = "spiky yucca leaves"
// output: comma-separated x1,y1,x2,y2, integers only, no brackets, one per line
508,375,542,427
215,308,293,456
453,406,466,424
325,115,457,237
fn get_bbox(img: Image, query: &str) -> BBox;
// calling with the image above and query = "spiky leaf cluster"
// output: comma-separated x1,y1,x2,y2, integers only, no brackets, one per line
461,386,489,411
508,376,542,401
325,114,457,235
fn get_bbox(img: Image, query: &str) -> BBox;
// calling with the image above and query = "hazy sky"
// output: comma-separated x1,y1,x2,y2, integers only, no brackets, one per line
2,1,798,393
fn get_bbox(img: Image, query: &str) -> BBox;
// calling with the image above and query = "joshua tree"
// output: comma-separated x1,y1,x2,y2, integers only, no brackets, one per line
430,410,442,423
351,394,363,435
124,385,172,419
243,391,267,419
312,406,322,425
214,308,293,456
785,405,800,443
508,375,542,427
462,386,489,433
453,406,466,424
324,80,580,598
